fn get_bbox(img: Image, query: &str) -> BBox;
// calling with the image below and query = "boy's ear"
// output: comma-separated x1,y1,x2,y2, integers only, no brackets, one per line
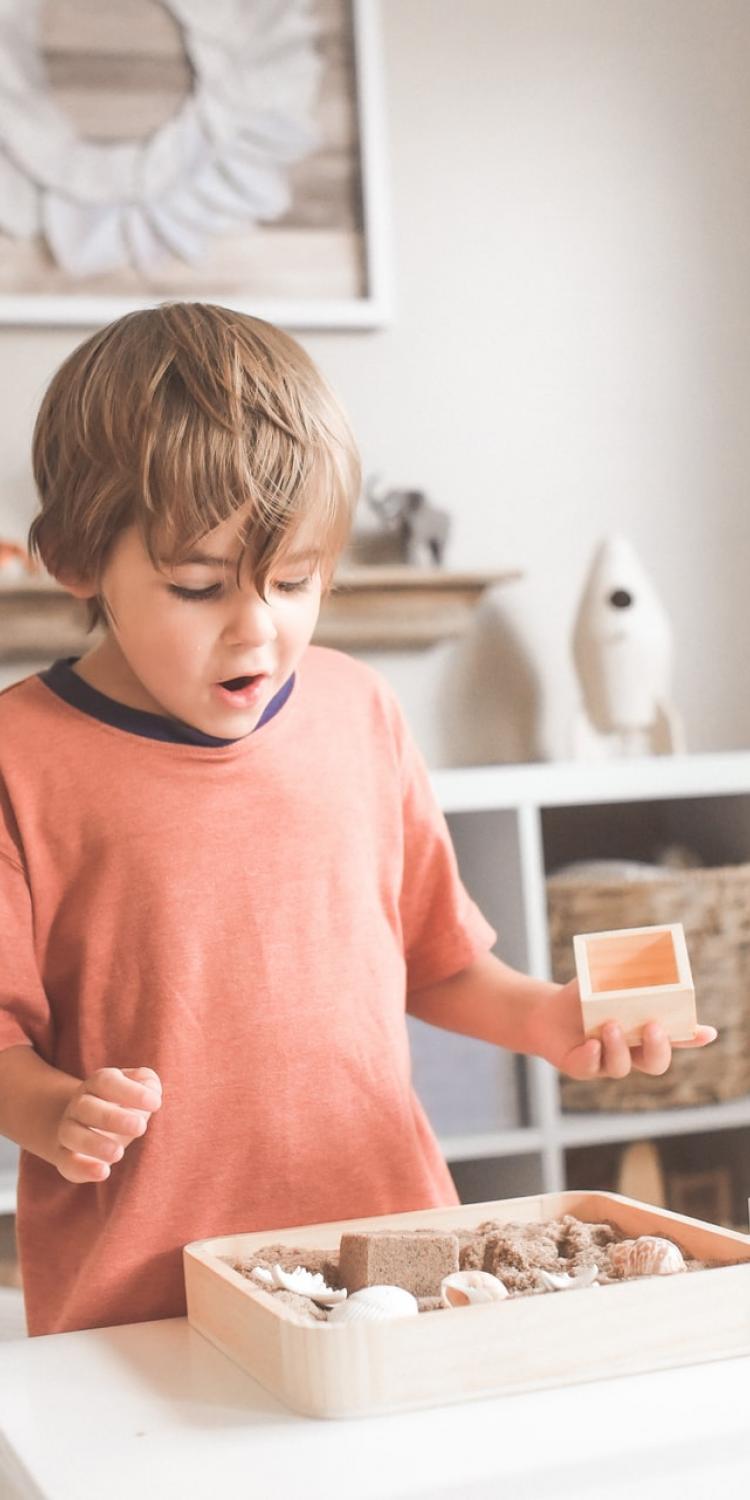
52,570,98,600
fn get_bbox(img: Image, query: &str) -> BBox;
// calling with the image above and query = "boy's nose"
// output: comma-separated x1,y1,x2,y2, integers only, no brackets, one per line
223,589,278,646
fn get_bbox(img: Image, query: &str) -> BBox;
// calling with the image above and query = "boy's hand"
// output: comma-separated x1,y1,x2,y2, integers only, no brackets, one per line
54,1067,162,1184
537,979,717,1081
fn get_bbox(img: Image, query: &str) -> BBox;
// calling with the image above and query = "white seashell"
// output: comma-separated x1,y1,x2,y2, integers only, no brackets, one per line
610,1236,686,1278
440,1271,509,1307
250,1266,275,1286
538,1265,600,1293
326,1285,419,1323
271,1265,347,1304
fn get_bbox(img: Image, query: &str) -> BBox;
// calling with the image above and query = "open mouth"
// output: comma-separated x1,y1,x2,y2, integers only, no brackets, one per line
214,673,268,707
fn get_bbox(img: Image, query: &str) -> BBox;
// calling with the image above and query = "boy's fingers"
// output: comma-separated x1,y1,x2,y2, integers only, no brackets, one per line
562,1022,716,1084
70,1091,149,1140
562,1037,602,1079
58,1151,112,1185
599,1022,632,1079
630,1022,671,1076
672,1025,718,1049
56,1069,162,1185
59,1118,125,1163
86,1066,162,1112
122,1066,162,1091
121,1067,163,1108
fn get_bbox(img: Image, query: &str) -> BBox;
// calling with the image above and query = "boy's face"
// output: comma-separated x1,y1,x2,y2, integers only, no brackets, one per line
73,515,324,738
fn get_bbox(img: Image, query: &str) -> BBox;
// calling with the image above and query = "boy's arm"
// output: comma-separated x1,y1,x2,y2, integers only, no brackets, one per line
0,1044,80,1164
0,1044,162,1182
407,950,717,1080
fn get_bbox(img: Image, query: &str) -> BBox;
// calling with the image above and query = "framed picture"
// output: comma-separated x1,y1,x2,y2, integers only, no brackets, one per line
0,0,391,329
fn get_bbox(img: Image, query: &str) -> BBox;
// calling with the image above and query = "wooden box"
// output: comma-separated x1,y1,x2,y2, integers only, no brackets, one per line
183,1191,750,1419
573,923,697,1043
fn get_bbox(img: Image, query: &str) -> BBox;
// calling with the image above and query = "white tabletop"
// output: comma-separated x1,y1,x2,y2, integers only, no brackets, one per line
0,1318,749,1500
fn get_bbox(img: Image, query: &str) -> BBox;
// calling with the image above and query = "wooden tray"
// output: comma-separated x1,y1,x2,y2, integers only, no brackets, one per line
183,1191,750,1419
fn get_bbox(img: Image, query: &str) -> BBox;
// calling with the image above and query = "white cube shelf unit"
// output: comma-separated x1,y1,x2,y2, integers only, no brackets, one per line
426,750,750,1196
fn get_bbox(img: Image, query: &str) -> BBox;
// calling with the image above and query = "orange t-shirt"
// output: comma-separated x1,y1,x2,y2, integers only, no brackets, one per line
0,646,495,1335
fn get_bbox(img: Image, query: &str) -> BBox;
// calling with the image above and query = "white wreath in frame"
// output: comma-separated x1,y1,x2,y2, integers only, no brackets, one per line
0,0,322,277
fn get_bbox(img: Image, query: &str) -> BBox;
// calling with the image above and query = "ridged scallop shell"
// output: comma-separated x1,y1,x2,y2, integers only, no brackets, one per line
440,1270,509,1307
610,1236,686,1277
326,1285,419,1323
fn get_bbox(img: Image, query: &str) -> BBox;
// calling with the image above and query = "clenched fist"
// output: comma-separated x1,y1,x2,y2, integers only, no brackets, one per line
55,1066,162,1184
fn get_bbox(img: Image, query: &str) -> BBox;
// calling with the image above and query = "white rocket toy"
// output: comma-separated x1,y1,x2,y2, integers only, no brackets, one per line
571,536,685,759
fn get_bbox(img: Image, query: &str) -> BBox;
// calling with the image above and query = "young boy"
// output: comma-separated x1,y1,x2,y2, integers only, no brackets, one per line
0,304,715,1336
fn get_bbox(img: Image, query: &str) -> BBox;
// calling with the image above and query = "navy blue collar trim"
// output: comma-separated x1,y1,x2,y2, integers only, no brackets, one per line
38,658,295,746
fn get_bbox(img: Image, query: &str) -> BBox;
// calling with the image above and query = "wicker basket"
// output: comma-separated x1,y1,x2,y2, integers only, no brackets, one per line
546,863,750,1111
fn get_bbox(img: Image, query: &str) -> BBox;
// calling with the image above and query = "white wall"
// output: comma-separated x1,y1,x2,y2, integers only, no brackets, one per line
2,0,750,765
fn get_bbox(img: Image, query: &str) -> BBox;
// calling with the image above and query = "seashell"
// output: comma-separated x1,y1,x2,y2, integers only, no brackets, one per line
271,1265,347,1305
250,1266,275,1286
440,1270,509,1307
326,1285,419,1323
538,1264,600,1293
609,1236,686,1278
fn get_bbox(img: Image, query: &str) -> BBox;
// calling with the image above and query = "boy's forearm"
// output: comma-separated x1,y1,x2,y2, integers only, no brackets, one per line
0,1044,81,1167
407,951,556,1057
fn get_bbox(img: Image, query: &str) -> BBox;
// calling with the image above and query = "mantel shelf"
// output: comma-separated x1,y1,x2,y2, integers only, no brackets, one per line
319,567,521,649
0,568,522,657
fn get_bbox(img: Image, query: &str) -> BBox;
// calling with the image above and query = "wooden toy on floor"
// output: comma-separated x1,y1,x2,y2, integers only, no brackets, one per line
573,921,697,1045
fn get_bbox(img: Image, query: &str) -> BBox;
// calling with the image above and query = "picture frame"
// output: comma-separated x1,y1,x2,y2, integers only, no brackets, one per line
0,0,391,330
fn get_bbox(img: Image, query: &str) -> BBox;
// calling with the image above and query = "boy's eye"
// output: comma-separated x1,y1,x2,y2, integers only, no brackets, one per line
167,583,222,602
274,577,312,594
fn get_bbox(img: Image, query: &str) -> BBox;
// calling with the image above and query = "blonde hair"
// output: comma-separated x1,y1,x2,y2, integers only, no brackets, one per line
29,303,361,628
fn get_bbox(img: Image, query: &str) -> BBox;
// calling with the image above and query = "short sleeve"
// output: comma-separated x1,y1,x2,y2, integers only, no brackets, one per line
397,724,497,993
0,847,52,1053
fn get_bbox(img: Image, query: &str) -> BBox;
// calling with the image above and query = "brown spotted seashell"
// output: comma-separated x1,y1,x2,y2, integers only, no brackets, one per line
610,1236,686,1278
